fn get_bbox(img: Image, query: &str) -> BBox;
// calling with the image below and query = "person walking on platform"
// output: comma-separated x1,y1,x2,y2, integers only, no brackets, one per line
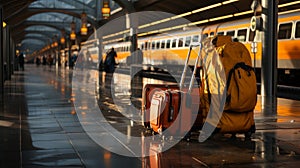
19,53,25,71
104,47,117,73
42,55,47,66
35,56,41,66
47,55,54,70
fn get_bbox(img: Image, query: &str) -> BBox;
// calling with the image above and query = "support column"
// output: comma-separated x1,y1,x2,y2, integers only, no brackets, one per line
261,0,278,116
0,7,4,93
96,0,102,22
126,14,138,57
68,39,72,69
5,25,11,80
10,31,14,76
95,28,103,71
11,37,15,73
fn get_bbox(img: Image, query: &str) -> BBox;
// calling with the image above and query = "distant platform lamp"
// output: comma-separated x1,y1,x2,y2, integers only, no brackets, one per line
102,1,110,19
70,20,76,40
60,29,66,44
81,12,88,35
52,35,58,48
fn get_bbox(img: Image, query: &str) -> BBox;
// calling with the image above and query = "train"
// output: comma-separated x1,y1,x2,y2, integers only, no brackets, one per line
86,10,300,86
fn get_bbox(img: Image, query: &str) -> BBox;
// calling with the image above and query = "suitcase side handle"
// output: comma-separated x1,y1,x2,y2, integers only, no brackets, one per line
179,42,202,94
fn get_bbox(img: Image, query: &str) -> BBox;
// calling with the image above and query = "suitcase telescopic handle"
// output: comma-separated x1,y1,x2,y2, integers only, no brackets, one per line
179,42,202,93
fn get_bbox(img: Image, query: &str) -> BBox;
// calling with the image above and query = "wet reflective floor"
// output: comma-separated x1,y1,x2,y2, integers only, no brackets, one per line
1,65,300,167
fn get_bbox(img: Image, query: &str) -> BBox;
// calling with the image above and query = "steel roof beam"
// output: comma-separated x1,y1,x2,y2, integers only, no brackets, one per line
114,0,135,12
14,30,60,39
14,31,57,41
8,7,96,27
21,36,48,45
134,0,164,10
58,0,95,16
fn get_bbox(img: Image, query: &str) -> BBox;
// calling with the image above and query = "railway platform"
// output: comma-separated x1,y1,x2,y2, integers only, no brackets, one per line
1,64,300,168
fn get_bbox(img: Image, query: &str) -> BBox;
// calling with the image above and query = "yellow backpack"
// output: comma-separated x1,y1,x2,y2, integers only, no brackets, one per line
213,35,257,112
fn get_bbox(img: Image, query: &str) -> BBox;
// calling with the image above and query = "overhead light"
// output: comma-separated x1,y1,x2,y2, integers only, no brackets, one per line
233,10,252,17
222,0,239,5
209,14,233,21
138,32,148,37
60,29,66,44
158,27,173,33
279,8,300,15
70,32,76,40
60,37,65,44
105,0,241,40
279,0,300,8
188,19,209,26
70,20,76,40
138,0,238,30
103,30,130,39
81,12,88,35
111,7,122,15
171,12,192,19
102,1,110,19
81,26,88,35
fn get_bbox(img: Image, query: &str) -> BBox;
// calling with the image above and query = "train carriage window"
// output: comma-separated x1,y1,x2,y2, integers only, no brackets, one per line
202,33,208,39
171,38,177,48
178,37,184,47
237,29,247,42
295,22,300,38
226,30,235,37
278,23,292,39
156,41,160,49
127,45,130,52
141,43,144,50
161,40,165,49
185,36,191,47
166,39,171,48
217,32,224,35
192,35,199,42
144,42,148,50
151,41,155,50
209,32,214,37
249,30,256,42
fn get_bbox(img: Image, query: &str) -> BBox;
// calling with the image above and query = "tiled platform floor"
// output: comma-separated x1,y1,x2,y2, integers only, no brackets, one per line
1,64,300,168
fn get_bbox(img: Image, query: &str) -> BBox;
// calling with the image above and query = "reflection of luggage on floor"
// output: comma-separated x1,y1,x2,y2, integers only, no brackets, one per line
201,35,257,138
147,142,186,168
148,43,203,138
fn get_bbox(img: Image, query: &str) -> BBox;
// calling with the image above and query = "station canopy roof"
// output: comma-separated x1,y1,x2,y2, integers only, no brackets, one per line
1,0,299,54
